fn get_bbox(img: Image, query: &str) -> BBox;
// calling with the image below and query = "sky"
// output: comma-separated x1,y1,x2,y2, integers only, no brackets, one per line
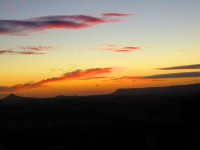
0,0,200,98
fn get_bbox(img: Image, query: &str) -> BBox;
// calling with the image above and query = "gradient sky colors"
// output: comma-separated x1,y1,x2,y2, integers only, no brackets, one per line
0,0,200,98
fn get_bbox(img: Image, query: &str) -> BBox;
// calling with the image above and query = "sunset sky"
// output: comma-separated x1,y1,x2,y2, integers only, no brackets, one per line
0,0,200,98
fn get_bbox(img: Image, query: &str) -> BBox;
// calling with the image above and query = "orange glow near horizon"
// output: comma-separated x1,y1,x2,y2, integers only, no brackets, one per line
1,1,200,98
1,71,200,99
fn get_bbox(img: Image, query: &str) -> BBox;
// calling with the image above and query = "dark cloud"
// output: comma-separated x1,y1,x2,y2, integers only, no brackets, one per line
144,72,200,79
0,46,54,55
0,68,115,92
112,71,200,81
0,13,131,36
0,49,45,55
111,76,165,84
0,50,14,55
112,76,143,80
158,64,200,70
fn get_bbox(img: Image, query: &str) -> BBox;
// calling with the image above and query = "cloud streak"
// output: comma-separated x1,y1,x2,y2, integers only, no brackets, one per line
158,64,200,70
112,71,200,82
0,50,13,55
0,49,45,55
19,46,53,51
144,72,200,79
113,72,200,80
112,76,143,80
103,45,141,52
0,46,53,55
0,68,115,92
0,13,131,35
78,77,110,80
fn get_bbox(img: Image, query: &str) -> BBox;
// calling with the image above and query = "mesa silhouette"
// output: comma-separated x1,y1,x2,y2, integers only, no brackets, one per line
113,83,200,96
0,83,200,150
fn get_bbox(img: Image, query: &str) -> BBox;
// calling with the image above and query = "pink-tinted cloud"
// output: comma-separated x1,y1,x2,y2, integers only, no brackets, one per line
105,44,117,47
124,46,140,50
0,13,131,36
102,13,132,17
63,15,106,23
0,68,115,92
102,45,141,52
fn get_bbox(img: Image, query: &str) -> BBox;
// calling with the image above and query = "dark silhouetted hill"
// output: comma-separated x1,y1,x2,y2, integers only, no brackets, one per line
0,84,200,150
4,93,24,100
0,93,28,103
113,83,200,96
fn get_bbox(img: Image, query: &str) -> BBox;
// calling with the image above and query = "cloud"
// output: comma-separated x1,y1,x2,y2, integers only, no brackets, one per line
0,68,115,92
112,71,200,82
0,50,14,55
19,46,53,51
112,71,200,81
158,64,200,70
0,49,45,55
112,76,143,80
78,77,109,80
102,45,141,52
144,72,200,79
0,46,54,55
0,13,131,36
16,51,45,55
102,13,132,17
111,76,165,85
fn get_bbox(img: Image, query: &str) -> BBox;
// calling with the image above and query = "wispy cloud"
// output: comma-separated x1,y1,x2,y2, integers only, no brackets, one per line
16,51,45,55
158,64,200,70
0,13,131,36
144,72,200,79
0,68,115,92
0,49,45,55
0,50,13,55
112,76,143,80
0,46,53,55
102,45,141,52
19,46,53,51
111,76,165,85
111,71,200,82
78,77,110,80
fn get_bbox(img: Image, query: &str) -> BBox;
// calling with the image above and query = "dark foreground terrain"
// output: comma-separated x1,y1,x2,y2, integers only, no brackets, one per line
0,84,200,150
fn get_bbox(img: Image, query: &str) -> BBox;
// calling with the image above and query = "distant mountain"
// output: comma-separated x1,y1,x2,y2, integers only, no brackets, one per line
4,93,20,99
0,93,27,102
0,94,52,105
113,83,200,96
4,93,29,99
1,83,200,102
